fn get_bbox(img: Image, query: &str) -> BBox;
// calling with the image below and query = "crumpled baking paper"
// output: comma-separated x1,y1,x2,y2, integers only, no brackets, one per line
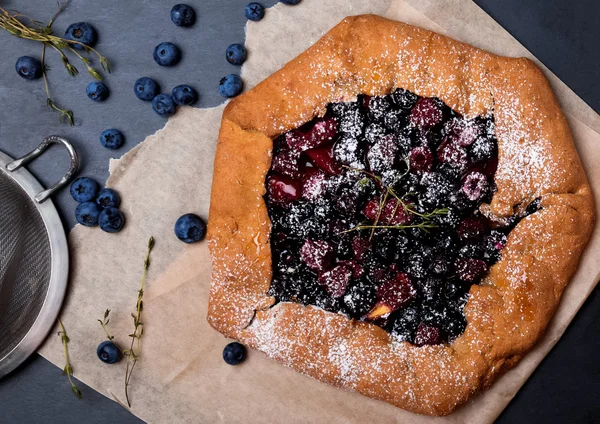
38,0,600,423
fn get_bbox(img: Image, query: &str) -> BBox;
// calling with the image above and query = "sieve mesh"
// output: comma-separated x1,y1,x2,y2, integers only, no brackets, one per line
0,170,51,360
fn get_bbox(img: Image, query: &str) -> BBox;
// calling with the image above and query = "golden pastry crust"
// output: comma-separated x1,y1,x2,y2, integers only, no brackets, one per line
206,15,595,416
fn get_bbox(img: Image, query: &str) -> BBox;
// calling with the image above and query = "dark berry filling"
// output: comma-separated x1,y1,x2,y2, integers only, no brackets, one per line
265,89,538,346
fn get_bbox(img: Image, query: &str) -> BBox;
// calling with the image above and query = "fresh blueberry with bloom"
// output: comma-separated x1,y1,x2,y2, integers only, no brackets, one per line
174,213,206,243
170,4,196,27
86,81,109,102
222,342,246,365
152,94,177,117
64,22,97,50
172,84,198,106
99,129,124,150
280,0,301,4
99,207,125,233
245,2,265,21
15,56,42,80
153,42,181,66
96,341,121,364
75,202,102,227
134,77,160,101
219,74,243,98
225,43,246,65
70,177,99,203
96,188,121,209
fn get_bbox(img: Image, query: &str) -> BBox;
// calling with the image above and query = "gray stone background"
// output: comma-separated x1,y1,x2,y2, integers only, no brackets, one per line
0,0,598,422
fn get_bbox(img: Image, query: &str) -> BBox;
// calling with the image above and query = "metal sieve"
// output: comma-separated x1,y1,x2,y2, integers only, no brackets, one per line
0,135,78,377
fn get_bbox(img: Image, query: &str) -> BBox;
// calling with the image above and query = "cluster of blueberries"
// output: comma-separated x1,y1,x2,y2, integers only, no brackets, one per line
70,177,125,233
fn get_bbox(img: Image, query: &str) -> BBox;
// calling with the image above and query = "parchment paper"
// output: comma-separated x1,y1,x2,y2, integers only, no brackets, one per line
39,1,600,423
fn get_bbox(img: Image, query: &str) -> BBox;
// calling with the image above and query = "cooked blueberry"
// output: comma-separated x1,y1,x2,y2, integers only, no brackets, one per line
343,281,377,317
100,129,124,150
15,56,42,80
96,188,121,209
391,88,418,110
153,42,181,66
405,254,427,279
219,74,243,97
525,197,542,215
99,207,125,233
390,306,420,341
172,84,198,105
458,216,487,241
174,213,206,243
470,136,496,162
482,230,507,263
419,278,442,302
134,77,159,101
367,137,397,173
334,103,365,137
64,22,97,50
70,177,99,203
86,81,109,102
333,135,364,168
171,4,196,27
97,341,121,364
75,202,102,227
223,342,246,365
364,123,386,144
245,2,265,21
429,254,452,277
368,95,393,122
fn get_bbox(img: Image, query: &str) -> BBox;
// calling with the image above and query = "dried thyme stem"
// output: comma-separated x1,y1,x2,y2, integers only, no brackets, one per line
123,237,155,407
57,318,83,399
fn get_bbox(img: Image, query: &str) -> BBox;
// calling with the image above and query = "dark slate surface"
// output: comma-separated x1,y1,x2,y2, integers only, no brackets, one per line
0,0,597,423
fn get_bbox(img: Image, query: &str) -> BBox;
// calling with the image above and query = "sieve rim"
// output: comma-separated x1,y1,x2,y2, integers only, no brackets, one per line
0,150,69,378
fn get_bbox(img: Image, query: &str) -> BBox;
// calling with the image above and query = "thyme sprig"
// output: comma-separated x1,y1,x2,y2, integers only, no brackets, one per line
97,309,116,341
123,237,155,407
0,2,111,124
57,318,83,400
342,165,448,235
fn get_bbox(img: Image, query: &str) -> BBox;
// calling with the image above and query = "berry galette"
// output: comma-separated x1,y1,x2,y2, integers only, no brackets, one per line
207,15,594,415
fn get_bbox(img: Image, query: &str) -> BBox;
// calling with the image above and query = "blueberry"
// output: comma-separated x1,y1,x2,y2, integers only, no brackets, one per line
226,43,246,65
64,22,97,50
134,77,159,101
171,84,198,105
86,81,109,102
75,202,102,227
223,342,246,365
99,129,124,150
98,207,125,233
219,74,243,98
245,2,265,21
174,213,207,243
97,341,121,364
152,94,177,117
70,177,99,203
15,56,42,80
280,0,301,4
170,4,196,27
153,42,181,66
96,188,121,209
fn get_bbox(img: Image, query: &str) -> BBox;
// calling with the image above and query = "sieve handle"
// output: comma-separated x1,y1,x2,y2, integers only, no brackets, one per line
6,135,79,203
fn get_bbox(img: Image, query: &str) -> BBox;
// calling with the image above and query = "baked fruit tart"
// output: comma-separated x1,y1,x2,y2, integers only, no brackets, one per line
207,15,594,415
